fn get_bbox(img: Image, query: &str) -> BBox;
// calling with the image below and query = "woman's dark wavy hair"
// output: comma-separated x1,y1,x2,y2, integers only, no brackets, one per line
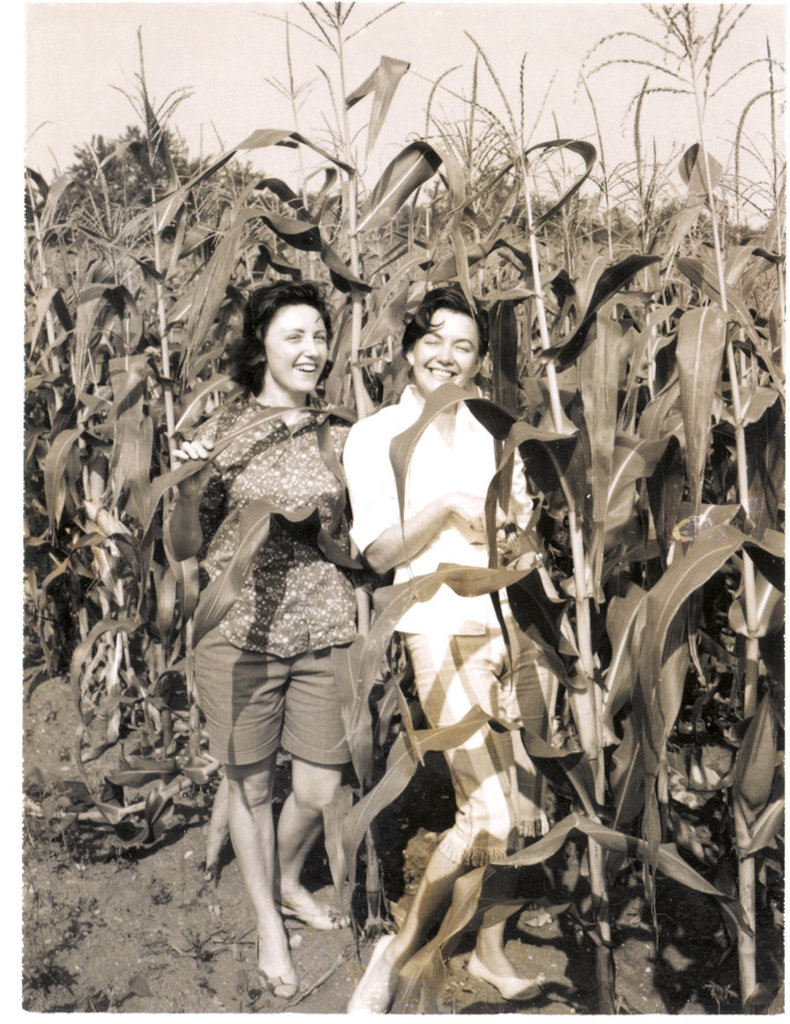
228,280,332,394
401,286,489,357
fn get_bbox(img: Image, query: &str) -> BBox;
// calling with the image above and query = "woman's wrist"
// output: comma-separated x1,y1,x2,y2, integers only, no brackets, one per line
176,479,203,504
441,493,461,522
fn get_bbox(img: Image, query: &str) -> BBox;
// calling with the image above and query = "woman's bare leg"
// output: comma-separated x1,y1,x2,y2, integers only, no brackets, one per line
471,867,536,980
347,845,466,1012
225,756,297,990
277,757,348,927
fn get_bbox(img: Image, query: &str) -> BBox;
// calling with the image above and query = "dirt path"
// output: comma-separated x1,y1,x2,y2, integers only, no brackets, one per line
23,673,747,1014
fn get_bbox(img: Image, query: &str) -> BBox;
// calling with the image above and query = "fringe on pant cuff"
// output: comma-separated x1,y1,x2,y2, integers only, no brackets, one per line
438,816,549,867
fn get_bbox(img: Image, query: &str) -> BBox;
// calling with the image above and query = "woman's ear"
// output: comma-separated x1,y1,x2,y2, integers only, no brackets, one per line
405,348,415,369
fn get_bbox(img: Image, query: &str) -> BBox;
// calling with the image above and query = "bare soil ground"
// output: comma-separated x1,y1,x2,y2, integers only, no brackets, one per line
23,673,777,1014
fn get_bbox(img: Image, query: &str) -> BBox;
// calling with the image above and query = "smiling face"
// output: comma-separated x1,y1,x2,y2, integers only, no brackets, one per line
259,304,329,405
406,308,482,399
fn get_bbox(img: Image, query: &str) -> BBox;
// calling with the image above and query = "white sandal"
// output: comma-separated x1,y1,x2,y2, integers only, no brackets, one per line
347,934,398,1014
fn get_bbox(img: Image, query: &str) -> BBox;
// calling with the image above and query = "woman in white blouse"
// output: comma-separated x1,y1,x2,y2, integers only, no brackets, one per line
343,286,557,1012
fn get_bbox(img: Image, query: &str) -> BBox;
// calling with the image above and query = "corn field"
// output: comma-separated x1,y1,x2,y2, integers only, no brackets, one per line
24,3,784,1013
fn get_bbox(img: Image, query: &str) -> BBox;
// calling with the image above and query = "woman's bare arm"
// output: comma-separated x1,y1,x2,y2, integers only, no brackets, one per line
362,491,499,575
167,439,214,561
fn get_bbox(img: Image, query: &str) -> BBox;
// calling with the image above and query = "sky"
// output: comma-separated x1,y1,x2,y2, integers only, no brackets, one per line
24,0,786,194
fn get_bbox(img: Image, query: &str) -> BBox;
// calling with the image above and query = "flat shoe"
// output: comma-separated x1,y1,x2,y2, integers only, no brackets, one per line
255,936,299,999
256,968,299,1000
467,951,543,1001
347,934,397,1014
278,894,349,930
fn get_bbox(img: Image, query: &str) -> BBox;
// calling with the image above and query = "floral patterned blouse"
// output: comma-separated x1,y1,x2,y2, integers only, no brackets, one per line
195,393,358,657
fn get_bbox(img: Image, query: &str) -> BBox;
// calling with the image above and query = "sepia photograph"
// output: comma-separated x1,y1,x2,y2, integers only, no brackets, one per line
23,1,784,1014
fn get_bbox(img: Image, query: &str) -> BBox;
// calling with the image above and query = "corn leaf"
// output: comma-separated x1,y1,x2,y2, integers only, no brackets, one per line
27,287,74,356
489,299,519,414
111,409,153,524
353,564,539,751
580,311,620,595
74,223,162,281
43,427,84,530
424,233,532,284
675,305,728,511
724,244,780,289
388,382,471,516
728,567,784,637
609,435,674,503
406,809,748,988
258,209,370,293
645,434,686,559
505,572,568,659
334,696,569,895
154,566,178,640
106,757,179,788
733,695,778,822
38,172,73,235
610,715,645,825
744,400,784,537
740,797,785,857
336,708,493,886
144,406,299,535
152,129,353,230
527,139,598,230
356,277,412,353
192,497,360,647
677,256,782,383
603,583,648,735
236,128,354,175
638,611,689,776
169,549,201,625
345,56,410,157
637,525,744,711
543,255,661,370
331,640,376,788
356,141,442,234
466,402,580,502
182,203,257,378
69,616,143,724
322,784,356,899
678,143,723,199
173,375,237,435
191,499,275,646
107,354,149,423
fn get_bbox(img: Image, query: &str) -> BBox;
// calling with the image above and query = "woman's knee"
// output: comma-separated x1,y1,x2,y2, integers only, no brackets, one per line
290,758,344,812
226,758,276,808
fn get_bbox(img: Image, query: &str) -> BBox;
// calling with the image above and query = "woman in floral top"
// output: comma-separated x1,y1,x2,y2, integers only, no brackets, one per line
170,281,357,998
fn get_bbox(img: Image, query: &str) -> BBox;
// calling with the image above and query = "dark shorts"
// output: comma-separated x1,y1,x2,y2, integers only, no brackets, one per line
194,628,351,767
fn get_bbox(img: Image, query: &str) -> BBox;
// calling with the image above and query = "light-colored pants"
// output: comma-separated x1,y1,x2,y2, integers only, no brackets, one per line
404,623,558,865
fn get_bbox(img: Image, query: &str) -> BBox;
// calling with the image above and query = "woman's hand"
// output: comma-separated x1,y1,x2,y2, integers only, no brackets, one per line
171,438,214,499
168,438,214,561
446,492,506,543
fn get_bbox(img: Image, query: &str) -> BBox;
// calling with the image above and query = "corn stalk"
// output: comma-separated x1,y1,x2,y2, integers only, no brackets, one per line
520,153,614,1012
686,40,764,1006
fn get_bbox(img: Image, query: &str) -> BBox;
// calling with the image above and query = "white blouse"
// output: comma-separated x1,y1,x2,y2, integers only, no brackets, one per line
343,386,533,635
